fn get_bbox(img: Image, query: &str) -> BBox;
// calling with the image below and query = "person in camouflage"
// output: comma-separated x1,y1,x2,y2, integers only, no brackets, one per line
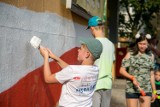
120,33,156,107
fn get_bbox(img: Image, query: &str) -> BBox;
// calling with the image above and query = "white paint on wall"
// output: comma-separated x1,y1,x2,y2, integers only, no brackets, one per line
0,3,91,93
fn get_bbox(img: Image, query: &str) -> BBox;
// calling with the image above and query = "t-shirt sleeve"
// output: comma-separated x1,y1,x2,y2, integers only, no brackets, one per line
55,66,73,84
149,59,154,70
121,58,130,68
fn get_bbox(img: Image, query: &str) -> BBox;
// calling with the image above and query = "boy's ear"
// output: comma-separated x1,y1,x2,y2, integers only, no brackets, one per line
85,51,91,59
90,27,94,30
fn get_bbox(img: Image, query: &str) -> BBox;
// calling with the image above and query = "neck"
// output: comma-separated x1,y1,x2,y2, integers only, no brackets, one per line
138,51,145,55
81,60,94,65
94,31,105,38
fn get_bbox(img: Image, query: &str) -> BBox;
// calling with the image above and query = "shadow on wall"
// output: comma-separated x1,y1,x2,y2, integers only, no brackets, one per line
0,47,79,107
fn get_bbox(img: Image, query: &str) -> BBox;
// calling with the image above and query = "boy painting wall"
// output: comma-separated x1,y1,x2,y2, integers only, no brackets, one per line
39,38,102,107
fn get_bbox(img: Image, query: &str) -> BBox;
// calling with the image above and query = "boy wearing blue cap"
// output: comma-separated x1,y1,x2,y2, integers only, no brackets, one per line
39,38,102,107
87,16,115,107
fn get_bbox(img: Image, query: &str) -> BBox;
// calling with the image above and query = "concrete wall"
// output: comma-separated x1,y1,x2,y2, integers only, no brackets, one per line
0,2,91,94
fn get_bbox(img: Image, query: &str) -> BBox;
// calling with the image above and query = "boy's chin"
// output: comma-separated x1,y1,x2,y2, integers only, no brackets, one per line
77,58,82,63
156,79,160,82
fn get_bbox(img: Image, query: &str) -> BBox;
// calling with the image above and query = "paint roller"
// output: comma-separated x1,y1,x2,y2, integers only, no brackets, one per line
30,36,50,57
30,36,42,49
130,76,146,96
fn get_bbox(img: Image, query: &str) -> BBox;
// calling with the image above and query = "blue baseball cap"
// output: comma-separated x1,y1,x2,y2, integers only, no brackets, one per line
86,16,104,29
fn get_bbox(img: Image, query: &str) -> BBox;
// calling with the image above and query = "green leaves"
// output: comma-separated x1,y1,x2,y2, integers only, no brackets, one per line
119,0,160,38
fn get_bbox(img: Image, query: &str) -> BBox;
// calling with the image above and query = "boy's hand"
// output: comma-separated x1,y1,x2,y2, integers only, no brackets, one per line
46,48,58,60
39,46,49,59
151,94,156,102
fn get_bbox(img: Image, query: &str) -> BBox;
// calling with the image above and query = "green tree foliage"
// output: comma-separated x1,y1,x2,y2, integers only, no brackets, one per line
119,0,160,38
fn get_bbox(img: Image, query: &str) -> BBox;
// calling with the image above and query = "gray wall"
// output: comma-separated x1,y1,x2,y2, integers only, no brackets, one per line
0,3,91,93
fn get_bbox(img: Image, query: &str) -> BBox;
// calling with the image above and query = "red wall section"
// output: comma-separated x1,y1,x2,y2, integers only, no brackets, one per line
0,47,79,107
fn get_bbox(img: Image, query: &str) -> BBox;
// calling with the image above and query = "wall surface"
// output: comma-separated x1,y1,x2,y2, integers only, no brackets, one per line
0,0,88,25
0,1,91,106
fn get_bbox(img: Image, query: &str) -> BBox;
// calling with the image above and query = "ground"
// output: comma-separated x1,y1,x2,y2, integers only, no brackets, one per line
111,79,127,107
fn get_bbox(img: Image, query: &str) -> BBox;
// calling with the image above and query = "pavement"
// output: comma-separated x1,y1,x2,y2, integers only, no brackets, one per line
110,79,127,107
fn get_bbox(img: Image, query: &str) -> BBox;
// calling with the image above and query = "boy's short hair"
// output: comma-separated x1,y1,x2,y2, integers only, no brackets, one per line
80,38,102,60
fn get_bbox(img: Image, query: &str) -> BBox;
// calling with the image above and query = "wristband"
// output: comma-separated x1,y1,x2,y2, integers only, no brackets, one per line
130,76,135,81
153,90,157,94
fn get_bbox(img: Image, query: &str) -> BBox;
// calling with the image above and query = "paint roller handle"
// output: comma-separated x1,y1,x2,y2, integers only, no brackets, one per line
39,46,52,59
137,85,146,96
38,45,43,49
131,76,146,96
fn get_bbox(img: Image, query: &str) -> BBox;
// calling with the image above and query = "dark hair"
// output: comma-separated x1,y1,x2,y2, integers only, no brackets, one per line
129,33,151,55
155,68,160,73
148,36,159,45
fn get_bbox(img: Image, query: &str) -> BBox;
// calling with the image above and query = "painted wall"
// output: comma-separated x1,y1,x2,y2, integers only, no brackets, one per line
0,1,91,106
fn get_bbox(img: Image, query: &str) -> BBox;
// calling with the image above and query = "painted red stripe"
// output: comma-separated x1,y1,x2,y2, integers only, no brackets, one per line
0,47,79,107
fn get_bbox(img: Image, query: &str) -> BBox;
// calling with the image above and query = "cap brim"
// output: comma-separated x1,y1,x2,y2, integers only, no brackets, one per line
98,22,105,26
86,22,105,30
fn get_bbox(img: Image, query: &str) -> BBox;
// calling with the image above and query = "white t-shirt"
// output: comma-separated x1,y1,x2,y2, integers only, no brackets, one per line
55,65,99,107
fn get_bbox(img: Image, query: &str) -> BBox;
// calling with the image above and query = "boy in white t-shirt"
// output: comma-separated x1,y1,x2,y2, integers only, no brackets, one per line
39,38,102,107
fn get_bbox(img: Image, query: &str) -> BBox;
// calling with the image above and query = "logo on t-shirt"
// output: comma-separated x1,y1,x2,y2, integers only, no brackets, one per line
73,77,81,80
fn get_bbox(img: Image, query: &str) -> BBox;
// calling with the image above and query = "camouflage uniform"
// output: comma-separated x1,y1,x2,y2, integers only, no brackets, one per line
122,53,154,93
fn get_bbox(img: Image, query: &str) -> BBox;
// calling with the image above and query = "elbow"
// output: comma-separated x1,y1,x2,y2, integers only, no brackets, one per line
119,67,125,75
44,75,58,84
44,76,53,83
44,78,51,83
